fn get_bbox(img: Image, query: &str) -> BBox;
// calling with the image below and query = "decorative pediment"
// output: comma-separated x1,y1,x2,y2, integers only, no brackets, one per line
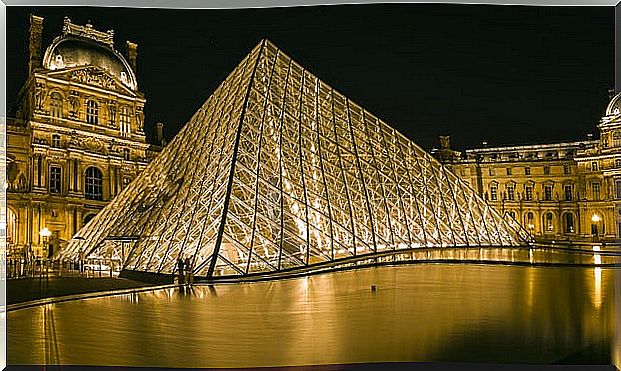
44,66,136,96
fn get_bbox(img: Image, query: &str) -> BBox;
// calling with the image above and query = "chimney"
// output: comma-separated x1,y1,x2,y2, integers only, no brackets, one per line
126,41,138,72
156,122,165,146
28,15,44,75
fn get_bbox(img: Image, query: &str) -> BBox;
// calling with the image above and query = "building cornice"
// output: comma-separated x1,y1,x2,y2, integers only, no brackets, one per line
30,120,150,149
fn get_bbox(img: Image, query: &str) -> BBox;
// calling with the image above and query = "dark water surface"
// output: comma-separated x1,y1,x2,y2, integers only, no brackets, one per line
8,264,617,367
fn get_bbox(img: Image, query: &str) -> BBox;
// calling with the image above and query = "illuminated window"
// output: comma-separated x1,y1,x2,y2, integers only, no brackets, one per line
120,106,131,136
525,167,531,175
49,166,62,194
544,185,553,201
490,185,498,201
123,148,130,160
488,168,495,176
506,184,515,201
86,99,99,125
50,92,63,119
564,184,573,201
525,185,533,201
592,182,601,200
85,166,103,200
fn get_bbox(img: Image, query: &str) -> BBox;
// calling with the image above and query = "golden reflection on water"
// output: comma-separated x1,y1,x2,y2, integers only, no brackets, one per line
593,267,602,310
8,264,617,368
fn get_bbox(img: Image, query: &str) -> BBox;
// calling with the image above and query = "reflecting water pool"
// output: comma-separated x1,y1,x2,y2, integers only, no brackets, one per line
8,264,617,367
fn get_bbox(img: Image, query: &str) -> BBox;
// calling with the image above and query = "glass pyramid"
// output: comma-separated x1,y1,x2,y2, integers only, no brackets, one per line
60,40,532,279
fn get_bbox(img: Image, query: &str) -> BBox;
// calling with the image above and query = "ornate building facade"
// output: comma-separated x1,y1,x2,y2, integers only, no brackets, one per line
436,92,621,244
6,15,163,258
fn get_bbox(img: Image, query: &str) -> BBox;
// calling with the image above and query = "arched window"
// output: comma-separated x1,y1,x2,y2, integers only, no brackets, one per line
85,166,103,200
86,99,99,125
544,212,554,233
524,212,534,227
120,106,131,136
50,92,63,119
563,213,575,234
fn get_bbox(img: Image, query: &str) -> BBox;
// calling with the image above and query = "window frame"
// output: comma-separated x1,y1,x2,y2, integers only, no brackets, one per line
85,166,103,201
49,165,62,194
86,99,99,125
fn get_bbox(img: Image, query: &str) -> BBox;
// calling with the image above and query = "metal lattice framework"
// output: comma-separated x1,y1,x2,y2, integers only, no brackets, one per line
60,40,531,279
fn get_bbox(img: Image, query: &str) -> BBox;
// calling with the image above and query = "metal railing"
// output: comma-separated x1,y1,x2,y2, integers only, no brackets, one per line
4,257,120,279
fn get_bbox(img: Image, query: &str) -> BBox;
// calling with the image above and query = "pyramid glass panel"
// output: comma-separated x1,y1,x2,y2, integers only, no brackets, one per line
60,40,531,280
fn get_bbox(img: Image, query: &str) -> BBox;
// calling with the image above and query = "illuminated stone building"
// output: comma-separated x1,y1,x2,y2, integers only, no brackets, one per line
6,15,162,258
437,92,621,244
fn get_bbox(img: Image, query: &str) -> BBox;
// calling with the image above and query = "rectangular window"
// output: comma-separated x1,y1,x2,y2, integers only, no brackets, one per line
591,161,599,171
525,167,531,175
506,187,514,201
525,185,533,201
543,166,550,175
564,184,573,201
506,168,512,176
490,185,498,201
544,185,553,201
49,166,61,194
616,159,621,169
51,134,61,148
489,168,495,176
616,180,621,199
120,107,131,136
86,99,99,125
563,165,571,174
592,182,601,200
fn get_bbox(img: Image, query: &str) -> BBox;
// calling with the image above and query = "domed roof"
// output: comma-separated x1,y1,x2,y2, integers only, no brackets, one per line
605,92,621,117
42,33,137,90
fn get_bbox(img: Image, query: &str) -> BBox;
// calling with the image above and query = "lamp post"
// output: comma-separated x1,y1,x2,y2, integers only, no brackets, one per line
39,227,51,255
39,227,52,275
591,214,601,241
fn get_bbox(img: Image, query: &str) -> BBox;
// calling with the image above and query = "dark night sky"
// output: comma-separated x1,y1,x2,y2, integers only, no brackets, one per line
6,4,615,151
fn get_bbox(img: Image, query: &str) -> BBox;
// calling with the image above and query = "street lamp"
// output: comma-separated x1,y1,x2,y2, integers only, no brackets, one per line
591,214,601,239
39,227,52,257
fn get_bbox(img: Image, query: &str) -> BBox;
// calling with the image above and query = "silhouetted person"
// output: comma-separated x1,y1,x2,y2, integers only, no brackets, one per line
78,248,85,274
184,257,192,285
177,257,185,284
